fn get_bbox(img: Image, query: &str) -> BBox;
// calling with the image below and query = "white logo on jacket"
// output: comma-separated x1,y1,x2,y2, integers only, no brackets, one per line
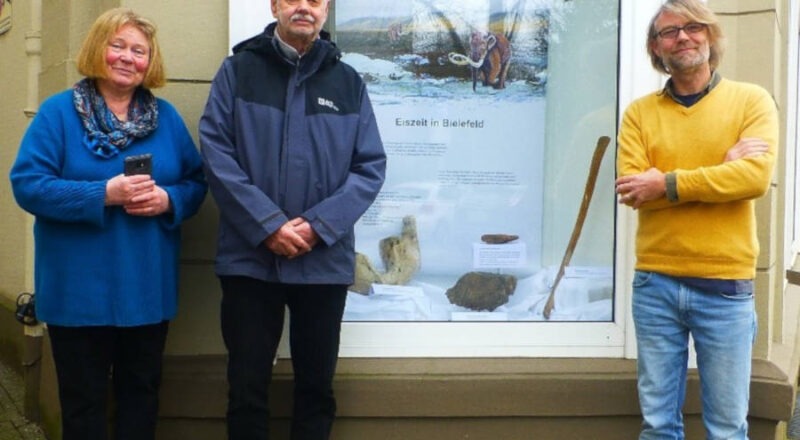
318,97,339,112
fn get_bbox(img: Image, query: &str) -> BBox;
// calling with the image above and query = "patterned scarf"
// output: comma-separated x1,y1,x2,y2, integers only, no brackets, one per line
73,78,159,158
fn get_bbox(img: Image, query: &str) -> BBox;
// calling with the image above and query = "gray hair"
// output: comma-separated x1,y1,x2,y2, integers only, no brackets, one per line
646,0,725,74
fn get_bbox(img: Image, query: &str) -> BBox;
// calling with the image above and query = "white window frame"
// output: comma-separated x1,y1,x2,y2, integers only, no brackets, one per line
786,0,800,262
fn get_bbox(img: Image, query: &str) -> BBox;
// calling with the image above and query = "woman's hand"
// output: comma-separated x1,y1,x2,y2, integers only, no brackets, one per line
124,185,172,216
105,174,155,206
105,174,171,216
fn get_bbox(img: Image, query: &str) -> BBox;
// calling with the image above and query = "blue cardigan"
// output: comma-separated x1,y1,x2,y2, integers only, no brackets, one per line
10,89,207,327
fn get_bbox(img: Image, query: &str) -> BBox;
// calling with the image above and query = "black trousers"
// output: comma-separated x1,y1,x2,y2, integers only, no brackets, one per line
48,322,169,440
219,276,348,440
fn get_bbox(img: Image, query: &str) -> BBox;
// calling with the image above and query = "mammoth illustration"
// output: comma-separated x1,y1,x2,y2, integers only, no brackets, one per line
449,31,512,92
387,22,406,42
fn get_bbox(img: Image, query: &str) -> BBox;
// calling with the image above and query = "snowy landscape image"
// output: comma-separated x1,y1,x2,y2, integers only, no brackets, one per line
335,0,551,101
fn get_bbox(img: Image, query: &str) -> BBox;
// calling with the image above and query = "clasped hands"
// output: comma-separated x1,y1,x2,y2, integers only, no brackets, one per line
264,217,319,259
615,137,769,209
106,174,171,216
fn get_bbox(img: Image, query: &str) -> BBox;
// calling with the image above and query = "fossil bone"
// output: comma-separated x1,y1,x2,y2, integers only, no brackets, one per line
350,215,421,294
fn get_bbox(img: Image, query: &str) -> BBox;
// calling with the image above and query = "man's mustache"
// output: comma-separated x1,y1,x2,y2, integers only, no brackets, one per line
291,13,315,24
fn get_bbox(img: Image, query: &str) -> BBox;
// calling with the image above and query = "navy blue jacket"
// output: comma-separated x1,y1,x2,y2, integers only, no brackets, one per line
199,23,386,284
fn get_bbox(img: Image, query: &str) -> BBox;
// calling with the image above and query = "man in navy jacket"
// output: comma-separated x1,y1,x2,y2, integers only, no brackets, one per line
199,0,386,438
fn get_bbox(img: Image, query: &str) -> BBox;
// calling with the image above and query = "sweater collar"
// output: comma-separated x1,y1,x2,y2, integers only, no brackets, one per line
661,70,721,106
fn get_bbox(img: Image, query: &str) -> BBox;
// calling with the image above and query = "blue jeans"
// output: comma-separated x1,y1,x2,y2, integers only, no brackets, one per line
632,271,756,440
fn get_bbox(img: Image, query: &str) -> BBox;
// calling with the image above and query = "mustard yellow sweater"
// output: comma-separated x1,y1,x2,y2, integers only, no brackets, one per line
617,78,777,279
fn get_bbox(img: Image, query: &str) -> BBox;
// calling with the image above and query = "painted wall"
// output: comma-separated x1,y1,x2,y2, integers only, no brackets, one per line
0,0,34,307
1,0,798,438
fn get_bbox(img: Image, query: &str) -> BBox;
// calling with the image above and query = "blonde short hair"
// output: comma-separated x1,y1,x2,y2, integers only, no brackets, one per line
646,0,725,74
76,8,166,89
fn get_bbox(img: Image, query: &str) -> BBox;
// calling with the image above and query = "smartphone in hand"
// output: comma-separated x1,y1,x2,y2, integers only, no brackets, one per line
124,154,152,176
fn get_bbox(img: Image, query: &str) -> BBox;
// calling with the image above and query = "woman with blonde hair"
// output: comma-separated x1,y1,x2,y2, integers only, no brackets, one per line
10,8,206,440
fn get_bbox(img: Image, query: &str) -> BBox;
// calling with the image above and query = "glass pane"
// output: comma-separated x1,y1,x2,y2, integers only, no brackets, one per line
337,0,619,322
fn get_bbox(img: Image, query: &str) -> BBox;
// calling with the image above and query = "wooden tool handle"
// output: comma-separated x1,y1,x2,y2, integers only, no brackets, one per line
543,136,611,320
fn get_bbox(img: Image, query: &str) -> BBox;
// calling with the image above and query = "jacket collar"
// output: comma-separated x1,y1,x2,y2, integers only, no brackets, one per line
232,23,340,80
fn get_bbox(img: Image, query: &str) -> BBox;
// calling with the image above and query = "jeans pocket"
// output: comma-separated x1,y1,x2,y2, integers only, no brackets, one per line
718,279,754,300
718,291,754,300
632,270,652,288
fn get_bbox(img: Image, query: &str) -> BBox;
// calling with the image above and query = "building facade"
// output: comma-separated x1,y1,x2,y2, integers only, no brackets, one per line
1,0,800,438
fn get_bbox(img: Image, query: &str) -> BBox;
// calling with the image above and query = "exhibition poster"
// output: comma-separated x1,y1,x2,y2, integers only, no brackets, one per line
337,0,612,322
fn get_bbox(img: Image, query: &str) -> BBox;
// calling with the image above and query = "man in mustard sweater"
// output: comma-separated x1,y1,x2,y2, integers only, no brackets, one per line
616,0,777,438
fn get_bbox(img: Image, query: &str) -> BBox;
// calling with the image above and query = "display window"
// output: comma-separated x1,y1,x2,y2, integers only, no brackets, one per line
229,0,655,357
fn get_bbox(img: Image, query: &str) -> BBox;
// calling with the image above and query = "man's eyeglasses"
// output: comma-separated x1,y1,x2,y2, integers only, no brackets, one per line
655,22,707,40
